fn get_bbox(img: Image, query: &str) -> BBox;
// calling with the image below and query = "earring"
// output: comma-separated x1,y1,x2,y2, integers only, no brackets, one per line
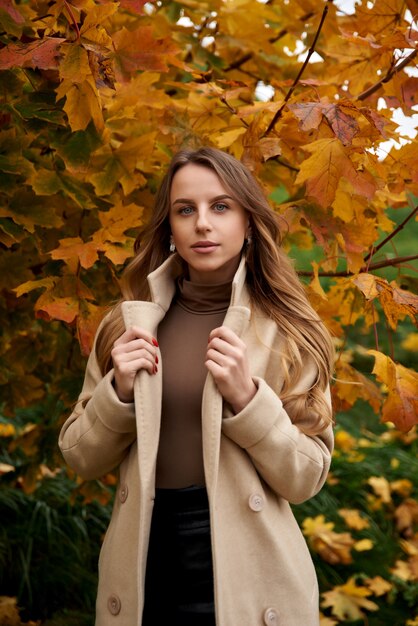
169,237,176,253
245,231,252,247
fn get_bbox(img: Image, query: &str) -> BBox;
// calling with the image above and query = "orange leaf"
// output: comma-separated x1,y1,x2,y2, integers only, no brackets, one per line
119,0,154,13
77,302,107,356
288,102,324,131
113,26,182,80
0,37,65,70
368,350,418,432
50,237,99,270
296,139,376,208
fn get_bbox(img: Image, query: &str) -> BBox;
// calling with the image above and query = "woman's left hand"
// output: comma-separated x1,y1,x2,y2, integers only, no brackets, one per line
206,326,257,414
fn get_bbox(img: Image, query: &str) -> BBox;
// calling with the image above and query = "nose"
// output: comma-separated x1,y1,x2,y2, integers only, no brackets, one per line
195,207,212,232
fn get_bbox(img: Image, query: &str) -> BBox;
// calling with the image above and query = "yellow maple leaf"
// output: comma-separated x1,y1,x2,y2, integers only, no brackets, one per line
364,576,392,596
302,515,355,565
321,577,379,620
368,476,392,504
390,479,414,498
354,538,374,552
338,508,370,530
334,429,357,452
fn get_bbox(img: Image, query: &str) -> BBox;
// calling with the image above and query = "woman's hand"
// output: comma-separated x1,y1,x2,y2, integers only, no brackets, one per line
206,326,257,414
111,326,159,403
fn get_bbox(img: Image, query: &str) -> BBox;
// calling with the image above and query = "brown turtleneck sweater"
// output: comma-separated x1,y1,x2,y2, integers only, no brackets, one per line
155,277,232,489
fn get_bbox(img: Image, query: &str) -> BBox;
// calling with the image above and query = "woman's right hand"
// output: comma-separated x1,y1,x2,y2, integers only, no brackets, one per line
111,326,159,403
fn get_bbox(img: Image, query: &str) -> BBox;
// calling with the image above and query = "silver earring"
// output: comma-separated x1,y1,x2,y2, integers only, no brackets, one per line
169,238,176,253
246,234,252,245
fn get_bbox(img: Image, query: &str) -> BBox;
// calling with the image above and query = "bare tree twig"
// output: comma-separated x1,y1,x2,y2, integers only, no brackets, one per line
364,205,418,263
357,49,418,101
263,0,333,137
298,254,418,277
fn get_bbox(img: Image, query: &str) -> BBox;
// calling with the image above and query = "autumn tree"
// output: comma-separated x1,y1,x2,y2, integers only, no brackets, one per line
0,0,417,623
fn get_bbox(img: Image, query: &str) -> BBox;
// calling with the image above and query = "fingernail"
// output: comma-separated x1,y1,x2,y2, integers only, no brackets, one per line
154,365,158,374
155,356,159,364
152,338,159,347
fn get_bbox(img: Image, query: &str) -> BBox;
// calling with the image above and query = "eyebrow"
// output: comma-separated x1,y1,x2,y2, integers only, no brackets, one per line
172,194,234,206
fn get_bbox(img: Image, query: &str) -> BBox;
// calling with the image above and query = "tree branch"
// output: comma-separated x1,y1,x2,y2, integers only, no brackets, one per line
357,49,418,101
298,254,418,277
224,11,315,72
263,0,333,136
364,205,418,263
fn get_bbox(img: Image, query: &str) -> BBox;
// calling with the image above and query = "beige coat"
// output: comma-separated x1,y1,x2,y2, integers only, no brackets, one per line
59,254,333,626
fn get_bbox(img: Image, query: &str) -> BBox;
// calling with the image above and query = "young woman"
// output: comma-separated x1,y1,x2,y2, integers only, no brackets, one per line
59,147,334,626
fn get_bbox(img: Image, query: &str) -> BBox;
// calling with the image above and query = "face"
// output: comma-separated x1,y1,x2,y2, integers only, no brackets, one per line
169,163,249,284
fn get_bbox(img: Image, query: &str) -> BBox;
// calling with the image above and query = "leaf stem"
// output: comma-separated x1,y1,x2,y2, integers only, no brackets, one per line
64,0,80,42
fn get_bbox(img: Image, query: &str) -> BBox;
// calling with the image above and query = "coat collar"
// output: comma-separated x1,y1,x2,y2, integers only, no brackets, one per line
146,253,251,311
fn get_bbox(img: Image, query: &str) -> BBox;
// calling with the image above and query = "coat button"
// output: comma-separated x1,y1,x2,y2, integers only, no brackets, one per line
248,493,264,511
264,607,279,625
119,484,128,503
108,594,121,615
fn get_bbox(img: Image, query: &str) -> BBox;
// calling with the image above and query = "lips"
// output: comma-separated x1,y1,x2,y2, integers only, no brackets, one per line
191,241,218,248
191,240,219,254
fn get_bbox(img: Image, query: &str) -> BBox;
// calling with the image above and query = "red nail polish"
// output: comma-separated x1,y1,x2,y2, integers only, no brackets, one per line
154,365,158,374
155,356,159,364
152,338,159,347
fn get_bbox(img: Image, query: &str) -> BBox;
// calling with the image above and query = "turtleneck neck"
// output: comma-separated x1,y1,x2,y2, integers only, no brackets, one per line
175,276,232,314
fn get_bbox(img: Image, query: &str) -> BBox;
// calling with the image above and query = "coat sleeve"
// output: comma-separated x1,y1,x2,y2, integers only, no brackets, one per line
58,332,137,481
221,361,333,505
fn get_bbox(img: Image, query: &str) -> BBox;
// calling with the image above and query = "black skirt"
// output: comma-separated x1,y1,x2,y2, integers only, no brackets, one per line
142,485,216,626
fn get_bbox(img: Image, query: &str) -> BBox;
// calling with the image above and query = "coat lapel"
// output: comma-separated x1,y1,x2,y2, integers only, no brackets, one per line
121,301,166,493
121,253,252,497
201,304,251,495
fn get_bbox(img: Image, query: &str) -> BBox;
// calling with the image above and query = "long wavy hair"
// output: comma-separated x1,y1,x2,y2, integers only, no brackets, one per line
95,147,334,434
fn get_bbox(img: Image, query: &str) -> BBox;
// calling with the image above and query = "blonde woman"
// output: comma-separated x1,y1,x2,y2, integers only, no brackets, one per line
59,147,334,626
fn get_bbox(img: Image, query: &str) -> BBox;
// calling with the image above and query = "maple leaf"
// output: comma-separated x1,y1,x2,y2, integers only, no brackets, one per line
368,476,392,504
333,357,382,413
288,102,323,131
113,26,182,81
368,350,418,432
289,100,359,145
302,515,356,565
338,508,370,530
0,37,65,70
321,578,379,621
395,499,418,535
364,576,392,597
50,236,99,270
296,138,377,208
353,273,418,329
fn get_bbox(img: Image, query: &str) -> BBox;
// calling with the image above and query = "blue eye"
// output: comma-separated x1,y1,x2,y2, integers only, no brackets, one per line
180,206,194,215
214,203,228,212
